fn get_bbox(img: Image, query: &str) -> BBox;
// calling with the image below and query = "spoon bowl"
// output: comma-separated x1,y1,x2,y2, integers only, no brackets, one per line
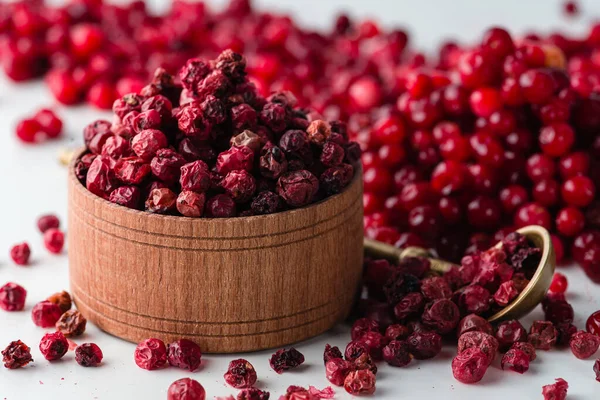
364,225,555,323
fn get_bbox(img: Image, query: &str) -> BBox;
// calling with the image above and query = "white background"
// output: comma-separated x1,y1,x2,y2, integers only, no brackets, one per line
1,0,600,399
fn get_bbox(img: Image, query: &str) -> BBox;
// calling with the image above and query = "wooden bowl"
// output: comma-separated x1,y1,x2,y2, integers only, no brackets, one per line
67,150,364,353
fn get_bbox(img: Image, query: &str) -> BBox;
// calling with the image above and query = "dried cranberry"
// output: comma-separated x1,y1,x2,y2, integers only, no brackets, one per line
276,170,319,207
75,343,103,367
421,298,460,334
569,330,600,359
458,285,491,315
150,149,185,184
206,194,237,218
114,157,151,185
168,378,206,400
231,130,262,153
495,320,528,351
320,164,354,195
222,170,257,203
457,314,493,337
180,160,211,193
215,146,254,174
269,347,304,374
542,378,568,400
325,358,354,386
343,369,376,396
102,135,132,159
528,321,558,350
587,310,600,336
167,339,202,372
86,156,117,199
406,331,442,360
260,145,288,179
0,283,27,312
43,228,65,254
493,280,519,306
458,331,499,367
544,299,574,325
382,340,412,367
344,340,370,362
176,191,206,217
145,188,177,214
236,388,270,400
510,341,537,361
2,340,33,369
31,301,62,328
37,214,60,233
224,359,257,388
39,331,68,361
452,347,489,384
351,318,380,341
134,338,167,370
47,291,71,313
250,191,282,215
131,129,168,160
10,243,30,266
385,324,412,341
501,348,530,373
324,344,343,364
56,310,87,337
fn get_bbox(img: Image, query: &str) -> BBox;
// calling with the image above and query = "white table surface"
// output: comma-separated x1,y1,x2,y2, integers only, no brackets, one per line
1,0,600,398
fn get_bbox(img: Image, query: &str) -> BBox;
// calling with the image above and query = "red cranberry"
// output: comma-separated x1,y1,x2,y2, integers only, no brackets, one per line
2,340,33,369
31,301,62,328
134,338,167,370
495,320,528,351
514,203,552,229
559,152,589,179
131,129,168,161
167,378,206,400
269,347,305,374
539,123,575,157
528,320,558,350
457,331,499,366
351,318,380,341
75,343,103,367
526,153,556,182
587,310,600,336
43,228,65,254
87,81,117,110
277,170,319,207
15,118,43,143
406,331,442,360
561,176,595,207
0,283,27,312
549,273,568,294
167,339,202,372
37,214,60,233
343,369,376,395
382,340,412,367
10,243,30,266
532,179,560,207
224,359,257,388
469,87,503,117
542,378,568,400
452,347,489,384
39,332,68,361
519,69,555,104
570,330,600,359
500,185,529,214
325,358,353,386
457,314,493,337
33,109,63,139
501,348,530,374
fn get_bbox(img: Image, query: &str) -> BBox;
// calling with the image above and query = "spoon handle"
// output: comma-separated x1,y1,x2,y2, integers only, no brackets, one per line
364,238,458,274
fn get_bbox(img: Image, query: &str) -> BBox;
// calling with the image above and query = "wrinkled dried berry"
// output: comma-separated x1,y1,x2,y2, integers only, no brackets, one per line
86,156,117,199
176,191,206,217
594,359,600,382
224,359,257,388
320,141,345,167
324,344,343,364
44,228,65,254
495,320,528,351
250,191,282,215
134,338,167,370
237,388,270,400
393,292,425,320
39,332,68,361
215,146,254,174
110,186,141,209
528,321,558,350
452,347,489,384
501,348,530,373
114,157,151,185
56,310,87,337
10,243,30,266
47,291,71,313
407,331,442,360
569,330,600,359
270,347,305,374
320,164,354,196
2,340,32,369
206,194,237,218
457,314,493,337
422,298,460,334
542,378,568,400
458,285,491,315
145,188,177,214
343,369,376,396
351,318,380,341
276,170,319,207
31,301,62,328
510,342,537,361
0,283,27,312
167,339,202,372
131,129,168,160
420,276,452,300
168,378,206,400
385,324,412,341
75,343,103,367
260,145,288,179
151,148,186,184
384,271,421,305
344,340,370,362
458,331,499,366
325,358,354,386
222,170,257,203
37,214,60,233
382,340,412,367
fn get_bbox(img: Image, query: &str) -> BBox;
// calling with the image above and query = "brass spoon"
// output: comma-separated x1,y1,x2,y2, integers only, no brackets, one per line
364,225,555,323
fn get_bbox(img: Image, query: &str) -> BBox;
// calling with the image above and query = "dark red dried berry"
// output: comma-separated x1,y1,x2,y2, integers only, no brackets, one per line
222,170,257,203
131,129,168,160
325,357,354,386
47,291,71,313
421,298,460,335
167,339,202,372
457,331,499,366
134,338,167,370
393,292,425,320
343,369,376,396
384,271,421,305
406,331,442,360
457,314,493,337
250,191,282,215
324,344,343,364
86,156,117,199
495,320,528,351
37,214,60,233
320,164,354,195
569,330,600,359
382,340,412,367
168,378,206,400
206,194,237,218
31,301,62,328
510,341,537,361
321,141,345,167
75,343,103,367
276,170,319,207
0,283,27,312
215,146,254,174
176,191,206,217
260,145,288,179
501,348,530,373
224,359,257,388
39,331,68,361
150,148,186,184
385,324,412,341
528,320,558,350
56,310,87,337
269,347,305,374
110,186,141,209
2,340,33,369
114,157,151,185
452,347,489,384
351,318,380,341
344,340,370,362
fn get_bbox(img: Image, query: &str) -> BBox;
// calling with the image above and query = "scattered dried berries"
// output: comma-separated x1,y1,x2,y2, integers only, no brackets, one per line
569,330,600,359
167,339,202,372
501,349,530,374
9,243,30,266
56,310,87,337
0,283,27,311
270,347,305,374
542,378,568,400
224,359,257,389
343,369,376,396
31,301,62,328
43,228,65,254
167,378,205,400
452,347,489,384
2,340,33,369
39,332,68,361
75,343,103,367
134,338,167,370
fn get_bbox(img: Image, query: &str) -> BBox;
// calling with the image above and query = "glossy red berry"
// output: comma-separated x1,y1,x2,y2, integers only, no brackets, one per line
561,176,595,207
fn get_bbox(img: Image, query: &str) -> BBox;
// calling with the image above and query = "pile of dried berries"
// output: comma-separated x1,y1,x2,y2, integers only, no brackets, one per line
134,337,203,372
77,50,359,217
9,214,64,265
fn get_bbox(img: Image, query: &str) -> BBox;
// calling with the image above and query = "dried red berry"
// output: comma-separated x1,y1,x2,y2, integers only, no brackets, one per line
10,242,30,265
343,369,376,396
528,320,558,350
569,330,600,359
2,340,33,369
276,170,319,207
457,314,493,337
0,283,27,312
39,331,68,361
542,378,568,400
56,310,87,337
167,339,202,372
33,109,63,138
224,359,257,388
168,378,206,400
325,358,354,386
501,348,530,373
587,310,600,336
75,343,103,367
145,188,177,214
323,344,343,364
31,301,62,327
37,214,60,233
222,170,257,203
351,318,380,341
495,320,528,351
237,388,270,400
385,324,412,341
131,129,168,160
406,331,442,360
47,291,72,313
421,298,460,334
452,347,489,384
134,338,167,370
457,331,499,366
510,341,537,361
180,161,211,193
382,340,412,367
43,228,65,254
270,347,305,374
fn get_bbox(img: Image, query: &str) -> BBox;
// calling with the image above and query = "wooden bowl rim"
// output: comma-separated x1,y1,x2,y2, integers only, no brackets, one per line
69,148,363,236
